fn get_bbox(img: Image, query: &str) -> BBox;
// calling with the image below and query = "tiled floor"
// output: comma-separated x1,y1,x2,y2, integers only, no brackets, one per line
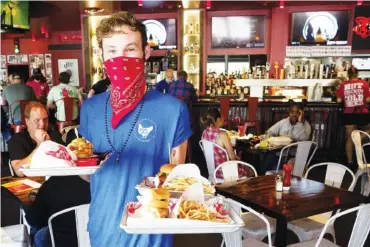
1,152,369,247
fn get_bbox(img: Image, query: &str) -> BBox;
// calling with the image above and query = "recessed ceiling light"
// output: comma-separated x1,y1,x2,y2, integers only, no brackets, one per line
84,7,104,15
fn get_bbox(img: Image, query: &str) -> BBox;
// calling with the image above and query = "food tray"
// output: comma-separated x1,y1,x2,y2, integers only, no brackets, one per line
120,203,244,234
20,166,100,177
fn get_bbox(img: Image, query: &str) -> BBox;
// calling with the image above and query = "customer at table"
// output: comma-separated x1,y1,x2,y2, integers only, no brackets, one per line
267,102,311,142
26,69,49,101
7,101,63,177
25,176,90,247
336,66,370,168
155,68,174,93
201,107,251,179
88,72,111,98
260,102,312,175
168,70,198,102
78,12,192,247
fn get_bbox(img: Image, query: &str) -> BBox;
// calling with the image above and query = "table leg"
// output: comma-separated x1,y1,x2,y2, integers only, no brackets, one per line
275,217,288,247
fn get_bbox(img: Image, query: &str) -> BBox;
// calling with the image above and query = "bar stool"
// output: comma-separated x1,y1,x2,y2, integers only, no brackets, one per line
55,97,80,133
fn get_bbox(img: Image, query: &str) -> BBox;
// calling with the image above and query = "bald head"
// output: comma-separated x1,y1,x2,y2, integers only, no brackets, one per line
165,69,174,83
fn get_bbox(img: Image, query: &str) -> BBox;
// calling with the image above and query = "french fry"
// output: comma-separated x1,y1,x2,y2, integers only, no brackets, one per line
163,177,214,194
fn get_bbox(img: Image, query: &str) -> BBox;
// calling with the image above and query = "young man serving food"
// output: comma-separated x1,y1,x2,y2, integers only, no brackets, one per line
78,12,192,247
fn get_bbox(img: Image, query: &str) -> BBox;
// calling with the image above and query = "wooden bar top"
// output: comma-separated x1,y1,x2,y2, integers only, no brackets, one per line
216,175,367,221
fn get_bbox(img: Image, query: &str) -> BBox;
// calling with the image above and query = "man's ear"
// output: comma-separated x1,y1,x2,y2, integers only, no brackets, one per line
144,45,151,61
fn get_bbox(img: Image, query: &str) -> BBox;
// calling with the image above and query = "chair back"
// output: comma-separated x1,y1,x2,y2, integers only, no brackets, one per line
362,143,370,196
225,199,273,247
214,161,257,183
277,141,318,177
8,160,15,177
315,204,370,247
219,97,231,123
48,204,90,247
305,162,356,191
9,100,31,132
351,130,370,169
199,140,229,183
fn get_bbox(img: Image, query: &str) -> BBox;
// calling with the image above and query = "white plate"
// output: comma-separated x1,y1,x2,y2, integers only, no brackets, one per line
19,166,100,177
120,203,244,234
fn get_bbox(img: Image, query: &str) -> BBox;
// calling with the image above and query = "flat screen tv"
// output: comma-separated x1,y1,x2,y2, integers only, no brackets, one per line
142,18,177,50
352,58,370,71
352,5,370,50
291,11,350,46
1,1,30,31
211,16,265,49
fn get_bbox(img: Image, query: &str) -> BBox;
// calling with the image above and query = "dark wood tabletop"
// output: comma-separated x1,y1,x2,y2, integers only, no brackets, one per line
1,176,45,205
216,175,368,247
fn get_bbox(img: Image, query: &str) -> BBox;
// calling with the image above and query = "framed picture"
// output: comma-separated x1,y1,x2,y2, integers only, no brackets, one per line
58,59,79,86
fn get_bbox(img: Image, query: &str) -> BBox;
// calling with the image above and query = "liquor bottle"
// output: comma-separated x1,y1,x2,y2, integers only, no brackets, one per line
185,20,189,34
195,21,199,34
189,21,194,34
194,43,200,54
189,43,194,54
184,43,189,54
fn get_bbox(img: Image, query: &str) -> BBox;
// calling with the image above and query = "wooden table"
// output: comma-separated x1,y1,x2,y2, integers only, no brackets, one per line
216,175,368,247
1,176,45,205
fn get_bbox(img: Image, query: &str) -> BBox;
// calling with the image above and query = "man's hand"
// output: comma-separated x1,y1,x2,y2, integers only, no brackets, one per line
298,109,305,123
34,129,50,146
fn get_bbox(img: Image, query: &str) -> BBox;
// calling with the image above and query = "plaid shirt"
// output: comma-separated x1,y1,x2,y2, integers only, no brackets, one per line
168,78,198,102
202,127,248,179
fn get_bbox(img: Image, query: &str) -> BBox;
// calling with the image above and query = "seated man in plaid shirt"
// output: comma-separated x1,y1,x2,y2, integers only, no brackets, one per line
168,71,198,103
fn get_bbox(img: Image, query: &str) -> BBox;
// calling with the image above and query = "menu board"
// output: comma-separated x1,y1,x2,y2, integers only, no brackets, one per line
212,16,265,49
286,46,351,57
351,5,370,51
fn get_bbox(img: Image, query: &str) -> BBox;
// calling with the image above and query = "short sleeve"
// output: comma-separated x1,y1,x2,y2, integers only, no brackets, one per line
8,135,30,161
363,82,370,98
47,88,54,101
78,101,89,140
336,84,344,99
172,104,192,148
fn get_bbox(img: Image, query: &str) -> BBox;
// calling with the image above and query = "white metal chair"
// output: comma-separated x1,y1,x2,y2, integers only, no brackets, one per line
216,161,276,246
361,143,370,196
288,203,370,247
199,140,230,184
48,204,90,247
8,160,15,177
351,130,370,194
213,161,258,184
266,141,318,177
225,199,274,247
1,224,30,247
287,162,356,243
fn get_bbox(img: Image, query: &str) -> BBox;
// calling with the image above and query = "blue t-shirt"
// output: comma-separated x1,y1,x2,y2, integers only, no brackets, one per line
155,79,170,93
79,89,192,247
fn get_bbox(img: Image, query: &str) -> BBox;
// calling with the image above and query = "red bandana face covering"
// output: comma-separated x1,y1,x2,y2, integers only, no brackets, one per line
104,56,146,129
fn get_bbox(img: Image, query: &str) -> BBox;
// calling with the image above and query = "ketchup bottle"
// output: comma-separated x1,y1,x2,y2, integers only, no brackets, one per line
283,164,292,190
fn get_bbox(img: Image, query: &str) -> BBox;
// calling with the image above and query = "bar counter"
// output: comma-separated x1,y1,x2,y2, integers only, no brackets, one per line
190,99,345,176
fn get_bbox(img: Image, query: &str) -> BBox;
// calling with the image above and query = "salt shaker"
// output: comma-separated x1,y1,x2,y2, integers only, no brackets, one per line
275,174,283,192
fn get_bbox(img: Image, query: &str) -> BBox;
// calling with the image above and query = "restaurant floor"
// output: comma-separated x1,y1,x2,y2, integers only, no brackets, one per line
1,152,369,247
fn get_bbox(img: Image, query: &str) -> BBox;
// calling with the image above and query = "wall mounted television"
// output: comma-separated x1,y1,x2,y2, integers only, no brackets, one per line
142,18,177,50
211,16,266,49
1,1,30,31
290,11,350,46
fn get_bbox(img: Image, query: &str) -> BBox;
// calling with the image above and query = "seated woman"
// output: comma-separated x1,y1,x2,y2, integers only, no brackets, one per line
201,107,249,179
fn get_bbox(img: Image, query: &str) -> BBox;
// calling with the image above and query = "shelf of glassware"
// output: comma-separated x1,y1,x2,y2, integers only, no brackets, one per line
182,10,202,91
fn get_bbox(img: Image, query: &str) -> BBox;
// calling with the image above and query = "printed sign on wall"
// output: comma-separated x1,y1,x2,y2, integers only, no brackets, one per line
58,59,79,86
352,5,370,50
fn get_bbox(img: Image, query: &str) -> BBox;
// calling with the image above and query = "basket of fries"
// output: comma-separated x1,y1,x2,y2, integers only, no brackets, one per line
121,183,244,234
136,164,215,197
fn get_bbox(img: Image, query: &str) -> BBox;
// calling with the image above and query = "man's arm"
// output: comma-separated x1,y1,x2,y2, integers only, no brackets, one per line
88,89,95,98
46,88,55,109
292,122,312,142
78,102,91,182
267,120,282,136
191,86,198,102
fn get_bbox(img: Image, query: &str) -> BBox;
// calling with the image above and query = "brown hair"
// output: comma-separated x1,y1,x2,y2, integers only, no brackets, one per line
58,72,71,84
24,101,48,119
96,11,147,52
201,108,221,127
348,66,359,80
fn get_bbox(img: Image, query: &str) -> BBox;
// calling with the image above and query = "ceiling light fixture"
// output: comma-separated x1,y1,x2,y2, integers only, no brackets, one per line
206,0,211,9
357,0,363,5
84,7,104,15
279,0,284,9
138,0,143,7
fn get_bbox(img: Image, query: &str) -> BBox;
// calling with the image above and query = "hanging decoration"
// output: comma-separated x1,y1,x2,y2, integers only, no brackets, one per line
279,0,284,9
138,0,143,7
206,0,211,9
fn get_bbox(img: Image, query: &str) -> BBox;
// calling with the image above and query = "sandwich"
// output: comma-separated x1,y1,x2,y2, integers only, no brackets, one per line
67,138,93,158
138,188,170,218
155,164,176,188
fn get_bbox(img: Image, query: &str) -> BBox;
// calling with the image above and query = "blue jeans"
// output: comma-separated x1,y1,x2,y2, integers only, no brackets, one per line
34,226,52,247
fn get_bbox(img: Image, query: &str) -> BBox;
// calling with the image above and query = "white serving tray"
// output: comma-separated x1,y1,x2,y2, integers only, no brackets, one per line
120,204,244,234
20,166,100,177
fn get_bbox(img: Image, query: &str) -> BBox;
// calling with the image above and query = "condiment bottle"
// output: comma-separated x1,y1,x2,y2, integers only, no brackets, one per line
283,164,292,191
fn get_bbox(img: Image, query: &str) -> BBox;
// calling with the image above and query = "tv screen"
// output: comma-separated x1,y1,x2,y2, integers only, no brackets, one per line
1,1,30,30
352,58,370,71
291,11,350,46
212,16,265,49
142,18,177,50
352,6,370,50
